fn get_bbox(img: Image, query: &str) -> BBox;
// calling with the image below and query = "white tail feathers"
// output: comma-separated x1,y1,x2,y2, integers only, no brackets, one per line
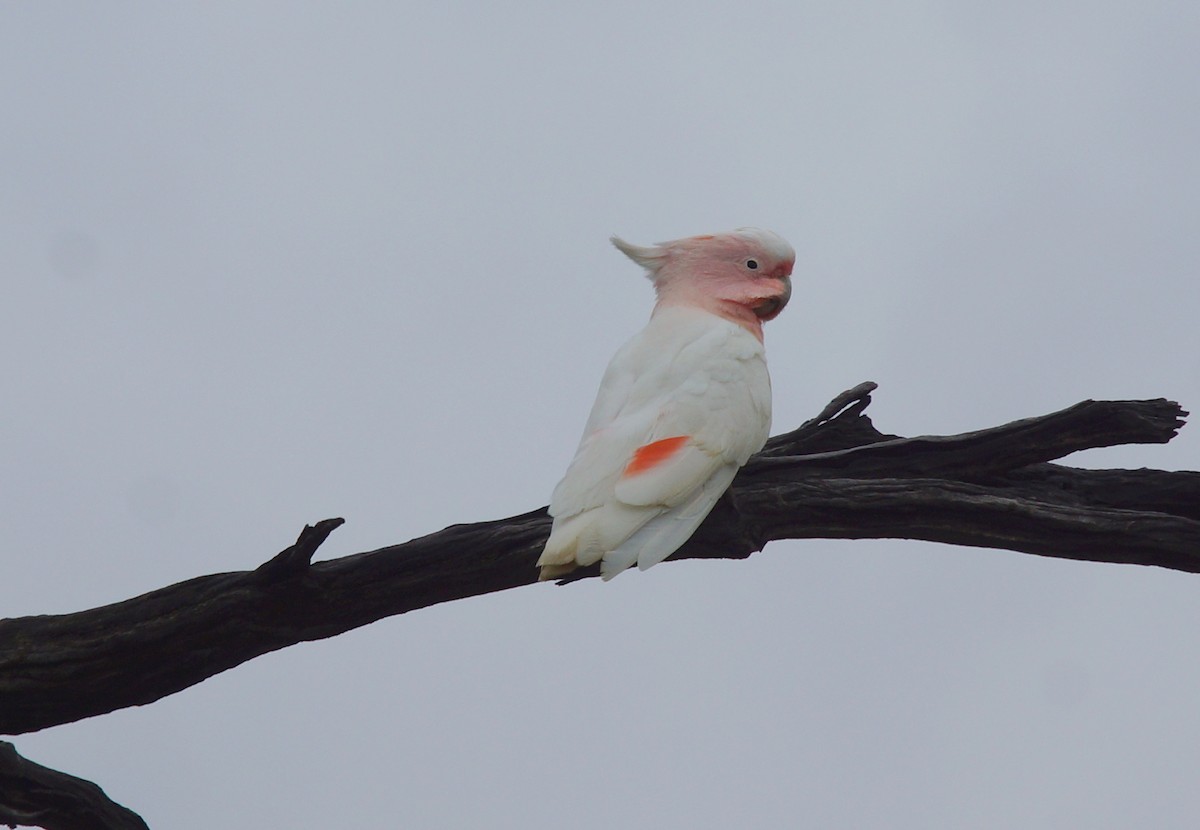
610,236,667,275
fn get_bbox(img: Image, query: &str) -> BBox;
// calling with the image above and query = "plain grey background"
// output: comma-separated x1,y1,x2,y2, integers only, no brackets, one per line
3,3,1199,828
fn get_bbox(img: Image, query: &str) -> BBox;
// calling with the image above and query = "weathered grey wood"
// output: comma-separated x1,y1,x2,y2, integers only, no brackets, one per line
0,383,1193,741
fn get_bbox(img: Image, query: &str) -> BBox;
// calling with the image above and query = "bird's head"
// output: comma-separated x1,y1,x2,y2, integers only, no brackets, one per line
611,228,795,339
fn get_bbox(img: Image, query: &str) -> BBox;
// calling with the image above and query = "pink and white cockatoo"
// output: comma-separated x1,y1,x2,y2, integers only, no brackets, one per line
538,228,795,580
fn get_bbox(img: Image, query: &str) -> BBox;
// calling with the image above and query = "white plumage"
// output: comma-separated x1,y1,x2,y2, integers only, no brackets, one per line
538,228,795,580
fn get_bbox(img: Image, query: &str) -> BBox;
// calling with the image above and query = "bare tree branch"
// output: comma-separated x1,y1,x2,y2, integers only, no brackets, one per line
0,383,1194,742
0,741,147,830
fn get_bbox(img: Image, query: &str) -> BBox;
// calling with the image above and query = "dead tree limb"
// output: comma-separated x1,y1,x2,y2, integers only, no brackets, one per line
0,741,147,830
1,382,1195,741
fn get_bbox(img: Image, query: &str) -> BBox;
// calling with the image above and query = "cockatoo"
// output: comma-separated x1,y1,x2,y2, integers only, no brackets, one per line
538,228,795,580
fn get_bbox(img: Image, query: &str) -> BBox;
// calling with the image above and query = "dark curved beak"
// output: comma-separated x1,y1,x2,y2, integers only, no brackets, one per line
754,276,791,320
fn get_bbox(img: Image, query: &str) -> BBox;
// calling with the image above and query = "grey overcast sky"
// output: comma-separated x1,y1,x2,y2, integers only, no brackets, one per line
3,3,1199,828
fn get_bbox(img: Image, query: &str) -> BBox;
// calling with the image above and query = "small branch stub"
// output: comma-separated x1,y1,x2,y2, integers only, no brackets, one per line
253,517,345,583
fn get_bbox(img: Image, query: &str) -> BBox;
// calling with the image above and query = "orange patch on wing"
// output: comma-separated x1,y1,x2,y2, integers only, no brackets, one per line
623,436,690,476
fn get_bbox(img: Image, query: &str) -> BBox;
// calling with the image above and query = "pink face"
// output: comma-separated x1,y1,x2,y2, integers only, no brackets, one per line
683,233,794,323
618,227,796,338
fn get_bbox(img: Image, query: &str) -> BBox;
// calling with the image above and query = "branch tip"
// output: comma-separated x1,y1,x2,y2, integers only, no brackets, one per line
0,741,149,830
801,381,878,430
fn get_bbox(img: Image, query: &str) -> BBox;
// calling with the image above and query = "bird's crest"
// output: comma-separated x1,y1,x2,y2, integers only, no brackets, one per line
612,228,794,279
610,236,667,277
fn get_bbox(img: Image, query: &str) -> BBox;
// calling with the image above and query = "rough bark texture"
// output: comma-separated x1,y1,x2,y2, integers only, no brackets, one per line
1,383,1195,829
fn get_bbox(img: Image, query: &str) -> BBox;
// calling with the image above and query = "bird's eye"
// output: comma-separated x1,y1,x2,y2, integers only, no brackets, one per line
746,259,759,270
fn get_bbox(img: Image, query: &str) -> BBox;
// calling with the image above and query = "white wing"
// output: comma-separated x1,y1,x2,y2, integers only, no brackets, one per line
600,461,739,578
538,306,771,579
